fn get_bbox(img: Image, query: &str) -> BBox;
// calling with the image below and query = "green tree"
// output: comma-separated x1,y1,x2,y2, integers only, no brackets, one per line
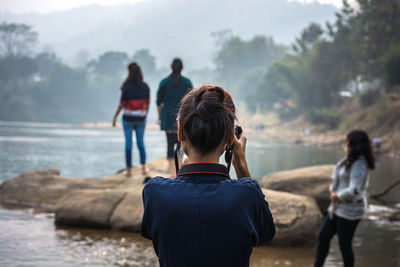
293,22,323,53
248,62,291,112
381,42,400,92
132,49,156,75
214,34,286,97
0,22,38,58
89,51,129,77
355,0,400,78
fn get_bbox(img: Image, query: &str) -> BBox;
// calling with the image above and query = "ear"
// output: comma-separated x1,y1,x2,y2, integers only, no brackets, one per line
177,122,185,142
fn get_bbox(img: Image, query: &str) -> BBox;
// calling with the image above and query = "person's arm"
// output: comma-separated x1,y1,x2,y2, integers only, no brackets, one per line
141,184,153,239
156,81,165,122
112,105,122,127
254,189,275,245
233,131,275,244
114,86,126,127
145,83,150,116
187,78,193,91
329,159,342,202
232,133,251,179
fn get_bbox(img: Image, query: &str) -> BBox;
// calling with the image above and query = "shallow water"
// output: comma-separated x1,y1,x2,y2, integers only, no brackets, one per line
0,121,399,266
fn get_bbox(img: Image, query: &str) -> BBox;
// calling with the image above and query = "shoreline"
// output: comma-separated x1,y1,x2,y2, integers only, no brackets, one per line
244,120,400,160
2,119,399,159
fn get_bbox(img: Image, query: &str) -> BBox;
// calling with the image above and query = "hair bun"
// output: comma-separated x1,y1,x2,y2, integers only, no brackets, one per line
194,86,225,121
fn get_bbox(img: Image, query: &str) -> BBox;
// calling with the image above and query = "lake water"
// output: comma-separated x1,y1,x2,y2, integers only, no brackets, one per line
0,121,399,267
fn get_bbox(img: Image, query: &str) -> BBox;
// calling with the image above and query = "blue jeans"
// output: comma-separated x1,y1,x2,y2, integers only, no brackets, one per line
314,214,360,267
122,119,146,167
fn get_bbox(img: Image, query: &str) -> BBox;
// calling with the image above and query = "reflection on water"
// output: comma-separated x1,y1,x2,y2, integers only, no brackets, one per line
0,206,158,267
1,205,399,267
1,122,400,266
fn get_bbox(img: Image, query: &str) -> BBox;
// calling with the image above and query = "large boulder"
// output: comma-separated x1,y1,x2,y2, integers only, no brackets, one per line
1,159,323,246
263,188,322,246
55,189,127,228
109,184,144,231
0,168,127,211
259,165,334,211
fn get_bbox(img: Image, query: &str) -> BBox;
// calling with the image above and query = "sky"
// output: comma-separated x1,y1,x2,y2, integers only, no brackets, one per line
0,0,344,14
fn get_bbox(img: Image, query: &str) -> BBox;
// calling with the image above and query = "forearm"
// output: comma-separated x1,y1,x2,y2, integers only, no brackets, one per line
113,106,122,120
157,105,162,119
233,158,251,179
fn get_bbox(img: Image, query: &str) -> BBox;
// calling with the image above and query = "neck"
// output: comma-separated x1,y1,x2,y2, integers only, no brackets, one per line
185,150,221,164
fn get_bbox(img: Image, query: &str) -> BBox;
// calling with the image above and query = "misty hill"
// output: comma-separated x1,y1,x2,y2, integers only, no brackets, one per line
0,0,337,69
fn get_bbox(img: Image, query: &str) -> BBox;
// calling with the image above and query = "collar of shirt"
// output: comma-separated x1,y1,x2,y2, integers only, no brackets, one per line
177,162,230,183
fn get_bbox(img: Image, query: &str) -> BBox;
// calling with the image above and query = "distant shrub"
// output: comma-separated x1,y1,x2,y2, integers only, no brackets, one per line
277,106,298,120
307,108,341,129
381,42,400,92
359,89,381,107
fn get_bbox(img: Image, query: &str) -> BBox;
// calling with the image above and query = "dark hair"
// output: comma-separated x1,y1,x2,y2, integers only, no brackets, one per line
120,62,143,89
344,129,375,170
171,58,183,74
178,85,236,155
170,58,183,88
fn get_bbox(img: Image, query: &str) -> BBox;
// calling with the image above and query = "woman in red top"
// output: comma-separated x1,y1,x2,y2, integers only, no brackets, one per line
112,62,150,176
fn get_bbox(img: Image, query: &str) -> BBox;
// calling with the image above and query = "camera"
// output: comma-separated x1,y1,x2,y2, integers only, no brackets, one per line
235,125,243,140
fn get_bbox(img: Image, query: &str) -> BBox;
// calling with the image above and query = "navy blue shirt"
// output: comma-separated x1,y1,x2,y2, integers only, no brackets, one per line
141,163,275,267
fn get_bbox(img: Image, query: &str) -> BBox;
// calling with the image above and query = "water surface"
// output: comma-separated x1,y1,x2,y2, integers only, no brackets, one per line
0,121,399,266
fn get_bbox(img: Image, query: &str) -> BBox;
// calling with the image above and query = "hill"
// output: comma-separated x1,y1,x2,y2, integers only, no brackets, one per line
0,0,337,68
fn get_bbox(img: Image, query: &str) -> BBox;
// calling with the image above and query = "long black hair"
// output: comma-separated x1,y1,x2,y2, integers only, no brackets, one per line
120,62,143,90
344,129,375,170
170,58,183,88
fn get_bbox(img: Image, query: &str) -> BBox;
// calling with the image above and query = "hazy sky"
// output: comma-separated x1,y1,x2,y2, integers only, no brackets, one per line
0,0,344,14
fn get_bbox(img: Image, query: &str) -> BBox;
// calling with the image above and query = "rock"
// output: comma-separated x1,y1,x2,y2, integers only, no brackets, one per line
146,157,170,173
0,168,126,209
1,159,323,246
388,211,400,222
109,184,144,232
56,189,127,228
259,165,334,211
263,188,322,246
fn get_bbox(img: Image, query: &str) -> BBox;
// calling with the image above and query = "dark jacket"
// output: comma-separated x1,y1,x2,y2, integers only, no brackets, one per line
156,74,193,131
141,163,275,267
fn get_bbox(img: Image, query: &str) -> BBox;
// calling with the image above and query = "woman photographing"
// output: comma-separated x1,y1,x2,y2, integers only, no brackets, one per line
141,85,275,267
314,129,375,267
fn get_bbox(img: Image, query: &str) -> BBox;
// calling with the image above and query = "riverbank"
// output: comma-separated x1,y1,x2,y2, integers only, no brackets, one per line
241,94,400,159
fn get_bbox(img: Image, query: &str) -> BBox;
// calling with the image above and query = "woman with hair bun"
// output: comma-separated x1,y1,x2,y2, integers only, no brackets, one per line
141,85,275,267
314,129,375,267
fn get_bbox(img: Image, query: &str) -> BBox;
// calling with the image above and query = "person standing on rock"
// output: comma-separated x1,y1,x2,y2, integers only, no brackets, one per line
141,85,275,267
156,58,193,177
112,62,150,176
314,129,375,267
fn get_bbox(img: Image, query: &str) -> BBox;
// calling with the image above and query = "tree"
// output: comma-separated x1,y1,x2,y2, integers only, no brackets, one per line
354,0,400,78
214,34,286,96
88,51,129,77
248,62,291,111
0,22,38,58
381,42,400,92
132,49,156,75
293,23,323,53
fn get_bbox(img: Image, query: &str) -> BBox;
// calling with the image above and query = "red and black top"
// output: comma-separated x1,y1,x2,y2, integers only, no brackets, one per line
119,81,150,122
